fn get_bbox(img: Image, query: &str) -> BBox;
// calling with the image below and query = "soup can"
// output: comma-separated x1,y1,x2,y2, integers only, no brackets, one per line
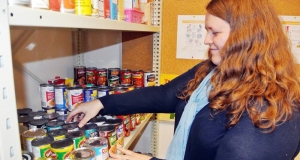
70,147,96,160
83,86,98,102
66,130,86,149
104,118,124,151
112,86,126,94
89,116,106,126
28,111,46,120
120,69,132,85
62,122,79,132
144,71,156,87
115,115,130,137
40,84,55,109
43,112,59,121
96,68,107,86
32,136,55,158
18,116,32,128
98,125,117,156
86,67,97,85
107,68,120,87
17,108,32,116
74,66,86,85
48,129,68,141
120,84,134,92
19,124,29,150
83,123,99,138
54,84,68,111
29,119,49,130
132,70,144,88
46,120,65,131
85,137,108,160
67,86,83,111
129,114,136,131
97,86,113,98
22,128,47,152
50,138,74,160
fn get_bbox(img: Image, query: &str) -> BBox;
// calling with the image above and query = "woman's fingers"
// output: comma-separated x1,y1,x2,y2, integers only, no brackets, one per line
110,147,152,160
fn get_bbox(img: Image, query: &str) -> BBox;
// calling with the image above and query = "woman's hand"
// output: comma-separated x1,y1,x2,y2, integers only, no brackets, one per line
66,99,104,128
110,147,152,160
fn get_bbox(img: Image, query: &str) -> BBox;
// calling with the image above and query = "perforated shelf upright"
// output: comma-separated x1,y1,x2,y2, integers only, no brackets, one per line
0,0,161,159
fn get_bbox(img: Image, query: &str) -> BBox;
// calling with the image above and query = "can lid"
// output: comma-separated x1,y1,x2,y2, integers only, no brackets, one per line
67,86,83,90
46,120,65,127
29,118,49,126
50,138,73,149
98,125,116,132
31,136,54,146
43,113,59,120
83,123,98,130
18,116,33,123
66,130,85,138
70,147,95,159
104,118,122,125
39,83,54,87
86,137,107,147
28,111,46,117
74,66,86,69
22,128,46,138
17,108,32,115
54,84,69,88
62,122,79,130
89,116,106,123
48,128,68,137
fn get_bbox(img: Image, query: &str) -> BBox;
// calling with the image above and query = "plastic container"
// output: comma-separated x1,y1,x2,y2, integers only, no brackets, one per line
124,9,144,24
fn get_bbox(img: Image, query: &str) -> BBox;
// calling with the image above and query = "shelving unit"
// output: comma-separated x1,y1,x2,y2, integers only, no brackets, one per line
0,1,161,159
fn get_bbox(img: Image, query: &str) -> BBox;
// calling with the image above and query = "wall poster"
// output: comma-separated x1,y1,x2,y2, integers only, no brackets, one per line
176,15,208,60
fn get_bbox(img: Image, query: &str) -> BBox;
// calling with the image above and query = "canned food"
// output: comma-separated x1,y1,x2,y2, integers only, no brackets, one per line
104,118,124,151
17,108,32,116
29,119,49,130
74,66,86,85
22,151,34,160
83,86,98,102
112,87,126,94
97,86,113,98
62,122,79,132
108,68,120,87
48,129,68,141
83,124,99,138
67,86,83,111
56,108,69,116
28,111,47,120
43,112,59,120
57,114,69,123
18,116,32,128
54,85,68,110
85,137,108,160
120,69,132,85
19,124,29,150
42,107,56,114
132,70,144,88
96,68,107,86
129,114,136,131
120,84,134,92
144,71,156,87
32,136,55,158
98,125,117,156
69,147,95,159
66,130,86,149
46,120,65,131
22,128,47,152
135,113,141,125
50,138,74,160
86,67,97,85
115,115,130,137
40,84,55,109
89,116,106,126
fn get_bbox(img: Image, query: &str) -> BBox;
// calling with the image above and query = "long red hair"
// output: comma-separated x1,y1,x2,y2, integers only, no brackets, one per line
180,0,300,132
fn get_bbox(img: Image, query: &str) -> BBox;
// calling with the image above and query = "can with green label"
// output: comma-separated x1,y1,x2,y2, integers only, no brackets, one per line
50,138,74,160
66,130,86,149
31,136,55,158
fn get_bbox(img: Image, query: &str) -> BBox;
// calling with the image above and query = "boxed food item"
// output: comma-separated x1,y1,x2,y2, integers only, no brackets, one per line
140,2,153,25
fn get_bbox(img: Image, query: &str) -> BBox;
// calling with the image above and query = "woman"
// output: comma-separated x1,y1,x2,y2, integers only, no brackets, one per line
68,0,300,159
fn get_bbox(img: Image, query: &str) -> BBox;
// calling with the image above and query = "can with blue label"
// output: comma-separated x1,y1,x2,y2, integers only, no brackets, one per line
54,85,68,110
85,137,108,160
83,86,97,102
46,120,65,131
83,123,98,138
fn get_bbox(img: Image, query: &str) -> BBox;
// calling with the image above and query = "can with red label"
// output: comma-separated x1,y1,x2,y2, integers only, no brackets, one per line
108,68,120,87
86,67,97,85
74,66,86,85
96,68,107,86
120,69,132,85
144,71,156,87
40,84,55,110
112,86,126,94
115,115,130,137
120,84,134,92
67,86,83,111
132,70,144,88
129,114,136,131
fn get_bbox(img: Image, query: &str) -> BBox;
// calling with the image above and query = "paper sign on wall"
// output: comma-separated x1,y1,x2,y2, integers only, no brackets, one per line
176,15,208,60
